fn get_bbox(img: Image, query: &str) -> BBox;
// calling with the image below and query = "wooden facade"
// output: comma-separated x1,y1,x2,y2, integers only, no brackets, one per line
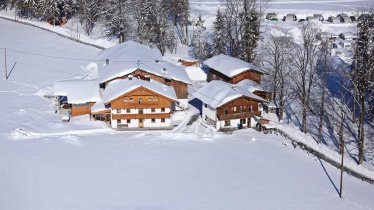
178,59,200,67
208,69,263,84
103,69,188,99
108,87,174,110
71,102,95,117
107,86,176,126
216,97,262,121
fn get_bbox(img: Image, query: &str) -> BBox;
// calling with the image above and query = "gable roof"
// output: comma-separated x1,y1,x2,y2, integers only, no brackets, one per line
97,41,191,84
193,80,267,109
103,78,177,104
236,79,264,92
54,79,100,104
204,54,265,78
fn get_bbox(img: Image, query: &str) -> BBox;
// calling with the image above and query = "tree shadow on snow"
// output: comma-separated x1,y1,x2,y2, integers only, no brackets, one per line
318,158,340,196
189,98,202,115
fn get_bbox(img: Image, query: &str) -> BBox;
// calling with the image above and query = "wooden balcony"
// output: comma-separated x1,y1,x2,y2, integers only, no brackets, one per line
218,111,262,121
112,113,171,120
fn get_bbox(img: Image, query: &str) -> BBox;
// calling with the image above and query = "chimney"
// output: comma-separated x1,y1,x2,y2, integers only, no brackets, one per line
162,68,167,74
105,59,110,65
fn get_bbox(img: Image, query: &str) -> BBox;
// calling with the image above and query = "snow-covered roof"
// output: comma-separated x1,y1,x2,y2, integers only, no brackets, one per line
204,54,265,78
193,80,267,109
91,99,109,113
97,41,191,84
103,78,177,104
236,79,264,92
54,79,100,104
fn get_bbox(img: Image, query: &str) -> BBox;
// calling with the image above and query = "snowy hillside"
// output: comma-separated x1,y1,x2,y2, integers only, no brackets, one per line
1,18,374,210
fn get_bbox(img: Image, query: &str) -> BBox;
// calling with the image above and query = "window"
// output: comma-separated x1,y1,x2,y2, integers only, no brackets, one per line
153,97,158,102
117,119,121,124
151,108,155,112
249,105,253,112
225,120,231,126
240,119,246,124
116,109,121,113
233,107,237,112
161,118,165,123
126,109,131,113
139,108,143,114
161,108,165,112
224,108,228,115
151,118,156,123
129,97,134,102
127,119,131,123
124,98,128,102
239,106,243,112
148,97,152,102
138,98,143,104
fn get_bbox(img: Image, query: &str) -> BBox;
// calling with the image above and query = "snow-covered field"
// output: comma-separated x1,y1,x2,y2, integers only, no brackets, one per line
1,18,374,210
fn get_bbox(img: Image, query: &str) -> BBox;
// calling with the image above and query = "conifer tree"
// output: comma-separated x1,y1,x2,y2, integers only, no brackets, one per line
212,9,226,55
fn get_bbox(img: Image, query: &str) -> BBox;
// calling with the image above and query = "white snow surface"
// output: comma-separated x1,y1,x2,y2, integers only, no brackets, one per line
103,78,177,104
185,66,207,81
98,41,192,84
54,79,100,104
204,54,265,77
90,99,108,113
193,80,267,108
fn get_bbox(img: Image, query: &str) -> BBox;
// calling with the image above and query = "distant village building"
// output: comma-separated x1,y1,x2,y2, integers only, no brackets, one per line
327,16,340,23
54,79,100,118
93,78,177,130
313,14,324,21
204,54,266,84
306,16,315,21
283,14,297,22
339,40,351,48
193,80,267,131
266,13,278,21
337,13,352,23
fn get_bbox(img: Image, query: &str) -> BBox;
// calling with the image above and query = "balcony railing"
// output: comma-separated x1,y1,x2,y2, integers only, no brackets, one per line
218,111,262,121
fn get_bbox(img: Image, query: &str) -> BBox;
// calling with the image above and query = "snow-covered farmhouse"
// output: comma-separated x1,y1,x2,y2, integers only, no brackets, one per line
54,79,100,117
97,41,191,109
53,41,191,130
193,80,268,131
92,78,177,129
205,54,266,85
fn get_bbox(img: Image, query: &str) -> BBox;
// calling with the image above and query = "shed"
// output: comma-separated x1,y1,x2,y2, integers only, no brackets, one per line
266,13,278,20
328,16,340,23
306,16,316,21
313,14,324,21
283,14,297,21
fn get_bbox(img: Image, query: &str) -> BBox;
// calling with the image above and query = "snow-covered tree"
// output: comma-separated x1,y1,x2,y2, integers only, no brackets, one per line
102,0,133,43
212,9,226,55
191,15,211,60
76,0,103,35
289,22,320,134
351,15,374,164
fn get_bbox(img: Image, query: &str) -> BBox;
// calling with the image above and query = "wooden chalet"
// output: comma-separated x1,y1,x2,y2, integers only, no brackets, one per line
54,79,100,118
193,80,268,131
204,54,266,84
93,78,177,130
98,41,191,109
